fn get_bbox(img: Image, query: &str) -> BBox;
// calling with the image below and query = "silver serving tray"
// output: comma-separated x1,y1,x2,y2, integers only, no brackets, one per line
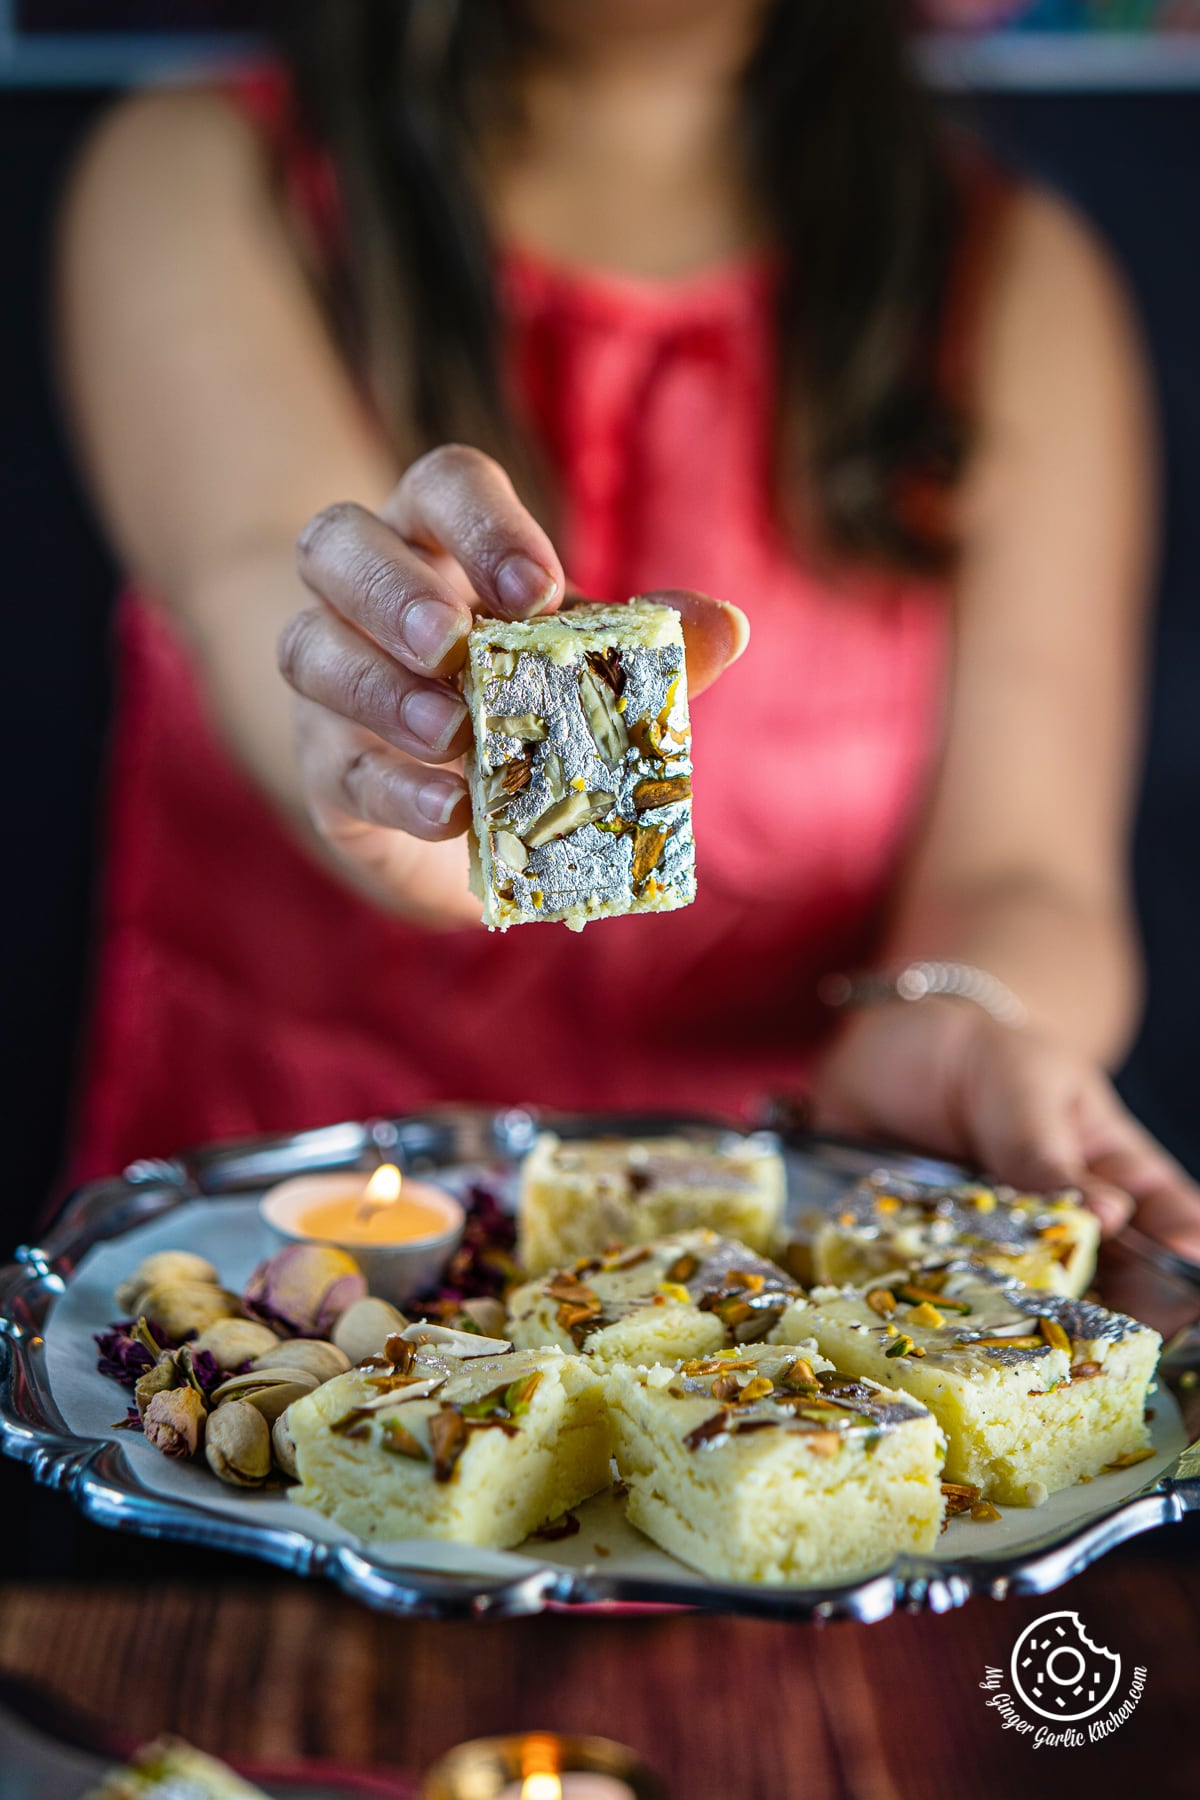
2,1106,1198,1624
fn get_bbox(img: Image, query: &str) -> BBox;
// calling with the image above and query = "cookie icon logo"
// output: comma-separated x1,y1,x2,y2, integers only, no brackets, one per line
1010,1611,1122,1723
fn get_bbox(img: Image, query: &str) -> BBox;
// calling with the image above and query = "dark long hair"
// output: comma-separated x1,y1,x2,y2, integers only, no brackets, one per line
276,1,977,573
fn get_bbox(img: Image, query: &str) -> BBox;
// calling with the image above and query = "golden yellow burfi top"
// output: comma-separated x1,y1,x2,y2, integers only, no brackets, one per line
799,1259,1154,1380
536,1133,775,1195
620,1344,932,1455
825,1173,1093,1267
292,1328,578,1482
520,1230,803,1350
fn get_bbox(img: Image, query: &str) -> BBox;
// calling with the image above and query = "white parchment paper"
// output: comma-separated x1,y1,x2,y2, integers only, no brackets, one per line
42,1198,1187,1594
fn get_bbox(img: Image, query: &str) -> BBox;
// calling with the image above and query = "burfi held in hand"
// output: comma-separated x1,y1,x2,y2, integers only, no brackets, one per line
506,1230,802,1369
772,1260,1160,1505
286,1327,610,1548
605,1344,945,1584
518,1130,786,1275
804,1171,1099,1297
462,600,695,930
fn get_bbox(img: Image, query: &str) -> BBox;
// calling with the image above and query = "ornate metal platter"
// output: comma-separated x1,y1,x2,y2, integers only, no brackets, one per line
2,1107,1197,1623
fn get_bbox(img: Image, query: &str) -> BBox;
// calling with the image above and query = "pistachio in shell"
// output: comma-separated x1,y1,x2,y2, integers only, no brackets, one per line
250,1339,349,1384
137,1281,242,1342
211,1367,318,1423
115,1250,220,1317
331,1296,410,1365
242,1243,366,1338
205,1399,272,1487
134,1351,181,1418
143,1386,206,1459
271,1407,299,1480
193,1318,281,1372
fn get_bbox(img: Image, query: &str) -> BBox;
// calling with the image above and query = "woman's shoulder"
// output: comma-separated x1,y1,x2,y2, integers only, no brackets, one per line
61,84,277,257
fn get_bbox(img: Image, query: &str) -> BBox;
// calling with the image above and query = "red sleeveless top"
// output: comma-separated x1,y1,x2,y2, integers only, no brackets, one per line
68,78,1003,1183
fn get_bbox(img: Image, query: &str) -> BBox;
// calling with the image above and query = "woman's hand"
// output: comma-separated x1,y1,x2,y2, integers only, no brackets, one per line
277,444,748,920
809,998,1200,1263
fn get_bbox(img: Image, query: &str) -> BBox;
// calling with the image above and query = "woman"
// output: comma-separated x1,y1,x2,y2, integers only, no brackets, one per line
57,0,1200,1254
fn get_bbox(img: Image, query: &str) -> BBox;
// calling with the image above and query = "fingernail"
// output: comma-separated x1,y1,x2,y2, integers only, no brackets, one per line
495,555,559,616
403,598,467,666
401,687,466,753
416,779,463,827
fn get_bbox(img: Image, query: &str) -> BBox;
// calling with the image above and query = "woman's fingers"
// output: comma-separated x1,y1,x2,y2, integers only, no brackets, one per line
640,587,750,697
294,700,469,844
1078,1097,1200,1261
296,501,474,678
384,444,564,620
278,607,470,762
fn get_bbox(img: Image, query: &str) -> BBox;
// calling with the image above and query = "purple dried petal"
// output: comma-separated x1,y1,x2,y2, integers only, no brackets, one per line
94,1320,172,1387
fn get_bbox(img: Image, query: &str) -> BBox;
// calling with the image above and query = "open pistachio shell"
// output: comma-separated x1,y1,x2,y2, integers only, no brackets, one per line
250,1339,349,1384
193,1318,282,1372
211,1368,318,1423
115,1250,221,1317
242,1243,366,1338
206,1399,272,1487
271,1408,299,1480
138,1282,242,1342
331,1297,410,1365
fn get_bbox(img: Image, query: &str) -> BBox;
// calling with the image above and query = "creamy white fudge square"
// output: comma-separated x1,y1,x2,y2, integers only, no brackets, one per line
772,1260,1160,1505
462,600,695,930
807,1172,1099,1297
518,1130,786,1275
507,1230,803,1369
286,1332,610,1548
604,1344,945,1584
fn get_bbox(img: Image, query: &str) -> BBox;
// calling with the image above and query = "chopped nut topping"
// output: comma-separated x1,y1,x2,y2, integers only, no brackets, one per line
632,774,692,812
1038,1316,1072,1354
1070,1360,1103,1380
487,714,548,741
804,1430,842,1458
906,1301,945,1330
631,824,668,887
584,648,626,696
866,1289,897,1318
970,1500,1002,1522
740,1376,775,1402
428,1408,468,1482
782,1357,818,1390
380,1418,427,1460
656,1281,691,1305
666,1253,700,1283
522,788,616,848
683,1409,732,1452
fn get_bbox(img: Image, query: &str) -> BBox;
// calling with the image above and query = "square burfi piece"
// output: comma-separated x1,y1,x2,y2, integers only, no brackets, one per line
286,1335,610,1548
462,599,695,930
506,1229,803,1369
808,1171,1099,1297
518,1130,786,1275
772,1260,1160,1505
604,1343,945,1583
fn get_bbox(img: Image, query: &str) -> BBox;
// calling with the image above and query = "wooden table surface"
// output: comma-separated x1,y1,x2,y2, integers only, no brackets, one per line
1,1533,1197,1800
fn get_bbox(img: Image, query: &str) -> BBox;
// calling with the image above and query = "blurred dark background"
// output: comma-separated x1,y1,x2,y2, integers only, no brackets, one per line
1,11,1198,1581
2,35,1199,1238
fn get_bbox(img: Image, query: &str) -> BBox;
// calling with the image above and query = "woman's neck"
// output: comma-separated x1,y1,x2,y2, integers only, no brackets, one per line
488,3,769,279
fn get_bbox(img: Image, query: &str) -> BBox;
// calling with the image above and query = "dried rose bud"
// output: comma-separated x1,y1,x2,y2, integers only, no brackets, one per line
134,1352,181,1418
243,1244,366,1337
206,1400,271,1487
143,1386,206,1459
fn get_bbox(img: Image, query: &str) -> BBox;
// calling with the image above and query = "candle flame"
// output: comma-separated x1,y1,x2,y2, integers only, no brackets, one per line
521,1778,561,1800
360,1163,402,1216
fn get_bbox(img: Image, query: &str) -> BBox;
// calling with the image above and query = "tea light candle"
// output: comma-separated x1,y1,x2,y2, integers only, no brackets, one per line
420,1732,663,1800
497,1776,633,1799
260,1164,465,1305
